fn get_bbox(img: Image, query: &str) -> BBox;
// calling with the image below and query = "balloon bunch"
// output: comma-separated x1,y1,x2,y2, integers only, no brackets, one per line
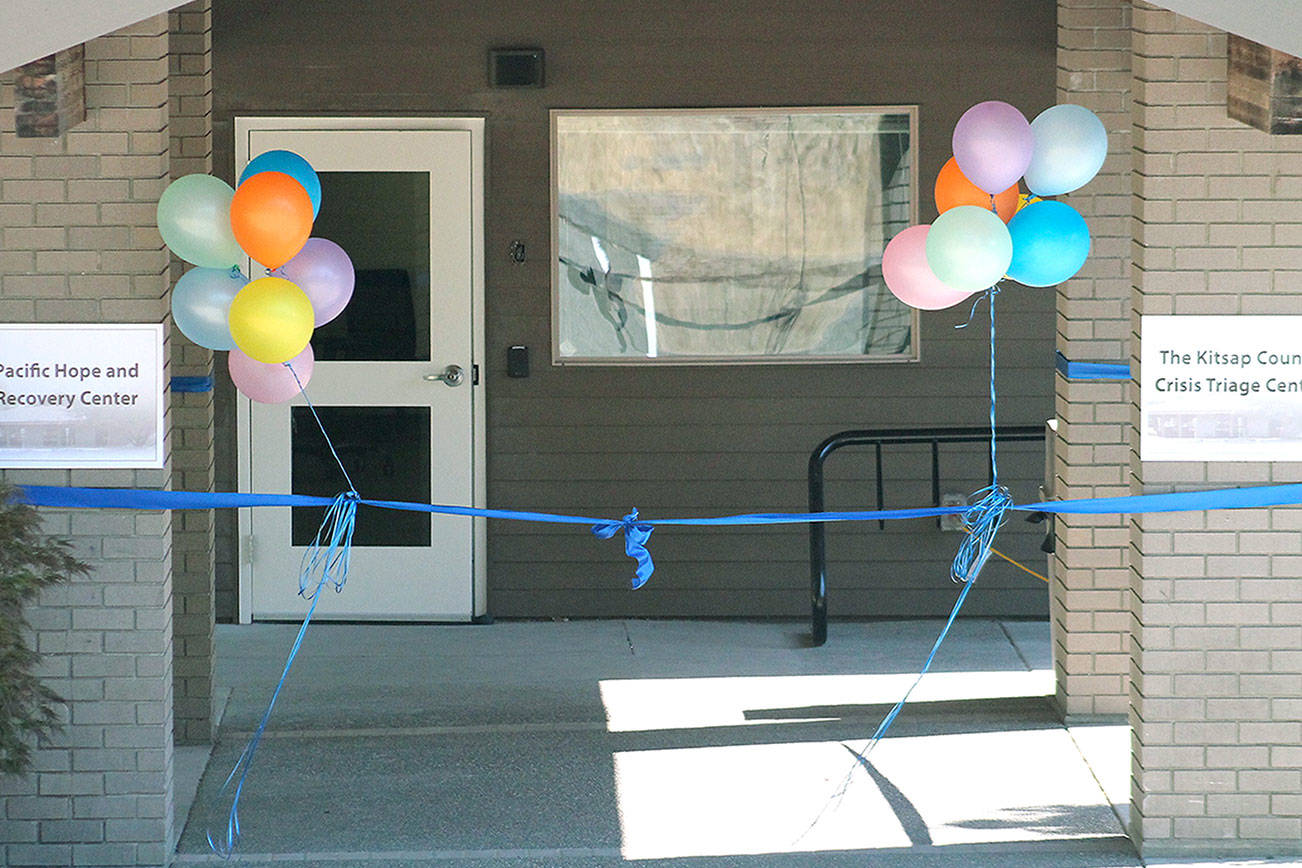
157,151,355,402
884,102,1107,310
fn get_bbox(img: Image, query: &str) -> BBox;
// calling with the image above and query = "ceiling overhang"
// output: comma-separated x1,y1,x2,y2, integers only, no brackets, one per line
1151,1,1302,60
2,2,1300,85
0,0,190,74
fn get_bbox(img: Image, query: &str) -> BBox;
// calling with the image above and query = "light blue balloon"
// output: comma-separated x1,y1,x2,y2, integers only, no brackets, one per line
171,267,248,350
1006,200,1091,287
925,205,1013,293
1024,104,1107,197
157,174,242,269
239,150,322,218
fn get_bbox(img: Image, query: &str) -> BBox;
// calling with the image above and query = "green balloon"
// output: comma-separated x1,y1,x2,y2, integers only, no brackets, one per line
924,205,1013,293
157,174,242,269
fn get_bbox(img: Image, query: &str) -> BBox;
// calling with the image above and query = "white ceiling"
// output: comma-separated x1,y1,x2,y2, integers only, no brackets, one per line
1150,1,1302,58
2,1,1300,82
0,0,189,74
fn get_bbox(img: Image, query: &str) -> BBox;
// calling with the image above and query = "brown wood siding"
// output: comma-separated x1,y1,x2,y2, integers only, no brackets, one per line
212,0,1058,619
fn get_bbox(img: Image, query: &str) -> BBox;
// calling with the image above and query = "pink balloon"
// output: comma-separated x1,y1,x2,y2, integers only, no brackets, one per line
277,238,355,327
229,344,314,403
882,225,978,311
952,101,1034,195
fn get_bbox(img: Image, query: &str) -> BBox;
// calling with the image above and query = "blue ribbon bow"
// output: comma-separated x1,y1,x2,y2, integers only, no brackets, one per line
591,508,656,589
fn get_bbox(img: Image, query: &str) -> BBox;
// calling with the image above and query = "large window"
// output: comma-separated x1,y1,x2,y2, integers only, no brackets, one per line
551,107,918,364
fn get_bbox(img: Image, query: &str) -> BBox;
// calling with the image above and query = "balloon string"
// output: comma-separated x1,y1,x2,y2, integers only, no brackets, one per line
208,365,363,858
206,492,358,858
839,285,1010,774
953,284,999,330
285,361,359,496
841,561,980,769
987,287,998,486
950,286,1012,585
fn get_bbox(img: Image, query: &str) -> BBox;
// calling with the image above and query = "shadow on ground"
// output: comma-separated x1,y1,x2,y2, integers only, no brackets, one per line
173,620,1138,867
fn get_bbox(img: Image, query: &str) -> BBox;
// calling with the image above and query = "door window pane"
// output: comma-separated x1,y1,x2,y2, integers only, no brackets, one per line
310,171,431,361
291,406,431,547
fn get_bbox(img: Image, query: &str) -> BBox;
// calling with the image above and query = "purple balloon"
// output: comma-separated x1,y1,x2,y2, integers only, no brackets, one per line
229,344,314,403
952,101,1034,195
278,238,355,326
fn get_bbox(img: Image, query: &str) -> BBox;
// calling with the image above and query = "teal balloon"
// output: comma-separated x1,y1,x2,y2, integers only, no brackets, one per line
171,266,248,350
157,174,242,269
1024,104,1108,196
239,150,321,218
1006,200,1091,287
924,205,1013,292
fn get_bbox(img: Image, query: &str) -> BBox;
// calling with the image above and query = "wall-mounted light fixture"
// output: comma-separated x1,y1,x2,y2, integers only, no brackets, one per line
488,48,544,88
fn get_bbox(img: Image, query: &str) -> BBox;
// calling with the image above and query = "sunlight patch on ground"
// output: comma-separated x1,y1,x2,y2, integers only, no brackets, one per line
614,739,913,860
1070,725,1131,814
598,669,1054,732
614,728,1123,861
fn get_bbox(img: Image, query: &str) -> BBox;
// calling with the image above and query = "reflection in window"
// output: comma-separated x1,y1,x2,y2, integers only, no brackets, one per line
554,109,916,362
310,171,431,361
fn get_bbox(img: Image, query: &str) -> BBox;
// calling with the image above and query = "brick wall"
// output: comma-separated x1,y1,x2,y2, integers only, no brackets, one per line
1053,0,1134,719
167,0,216,747
0,16,176,868
1128,1,1302,855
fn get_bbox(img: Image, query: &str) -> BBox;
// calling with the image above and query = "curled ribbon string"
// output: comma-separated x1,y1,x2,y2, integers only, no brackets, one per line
954,283,1001,330
950,483,1014,584
847,283,1007,772
207,492,359,858
591,508,656,589
953,283,1012,584
298,490,358,598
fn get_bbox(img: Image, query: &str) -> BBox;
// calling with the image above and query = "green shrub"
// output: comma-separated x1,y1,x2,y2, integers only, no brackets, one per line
0,481,89,776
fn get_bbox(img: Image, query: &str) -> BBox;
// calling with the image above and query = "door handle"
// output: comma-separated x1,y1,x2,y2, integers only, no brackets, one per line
424,364,464,387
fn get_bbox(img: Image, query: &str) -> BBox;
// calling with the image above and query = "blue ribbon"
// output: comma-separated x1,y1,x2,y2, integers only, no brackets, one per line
1055,350,1131,381
15,482,1302,588
591,509,655,589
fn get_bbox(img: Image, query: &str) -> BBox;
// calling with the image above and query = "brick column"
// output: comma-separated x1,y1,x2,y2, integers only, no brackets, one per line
168,0,217,747
1053,0,1134,720
1129,2,1302,856
0,16,175,868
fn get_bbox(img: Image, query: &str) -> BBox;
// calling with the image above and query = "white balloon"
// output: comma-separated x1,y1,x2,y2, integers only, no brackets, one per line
925,206,1013,293
1024,104,1108,197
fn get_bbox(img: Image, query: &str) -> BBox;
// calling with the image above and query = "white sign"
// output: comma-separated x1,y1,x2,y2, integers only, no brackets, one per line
0,324,165,468
1142,315,1302,461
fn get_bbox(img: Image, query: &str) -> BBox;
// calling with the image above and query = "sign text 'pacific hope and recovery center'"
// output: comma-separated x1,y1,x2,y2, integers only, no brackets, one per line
0,325,164,468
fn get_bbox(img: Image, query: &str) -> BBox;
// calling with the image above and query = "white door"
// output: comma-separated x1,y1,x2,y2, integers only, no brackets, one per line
236,119,485,621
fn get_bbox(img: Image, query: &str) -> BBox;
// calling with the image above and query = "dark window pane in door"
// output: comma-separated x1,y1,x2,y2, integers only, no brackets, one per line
291,406,431,546
309,171,430,361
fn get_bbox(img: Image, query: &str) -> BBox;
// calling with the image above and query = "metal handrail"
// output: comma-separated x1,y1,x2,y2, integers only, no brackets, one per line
807,425,1045,646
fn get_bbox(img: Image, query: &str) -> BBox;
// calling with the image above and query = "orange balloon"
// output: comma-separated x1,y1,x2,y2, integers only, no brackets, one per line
934,157,1019,223
230,171,313,269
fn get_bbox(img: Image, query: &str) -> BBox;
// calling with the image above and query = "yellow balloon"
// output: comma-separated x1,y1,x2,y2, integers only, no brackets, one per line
1016,192,1044,214
227,276,314,364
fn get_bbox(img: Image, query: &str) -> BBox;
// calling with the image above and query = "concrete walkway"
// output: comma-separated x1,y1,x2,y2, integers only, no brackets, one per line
173,619,1146,866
